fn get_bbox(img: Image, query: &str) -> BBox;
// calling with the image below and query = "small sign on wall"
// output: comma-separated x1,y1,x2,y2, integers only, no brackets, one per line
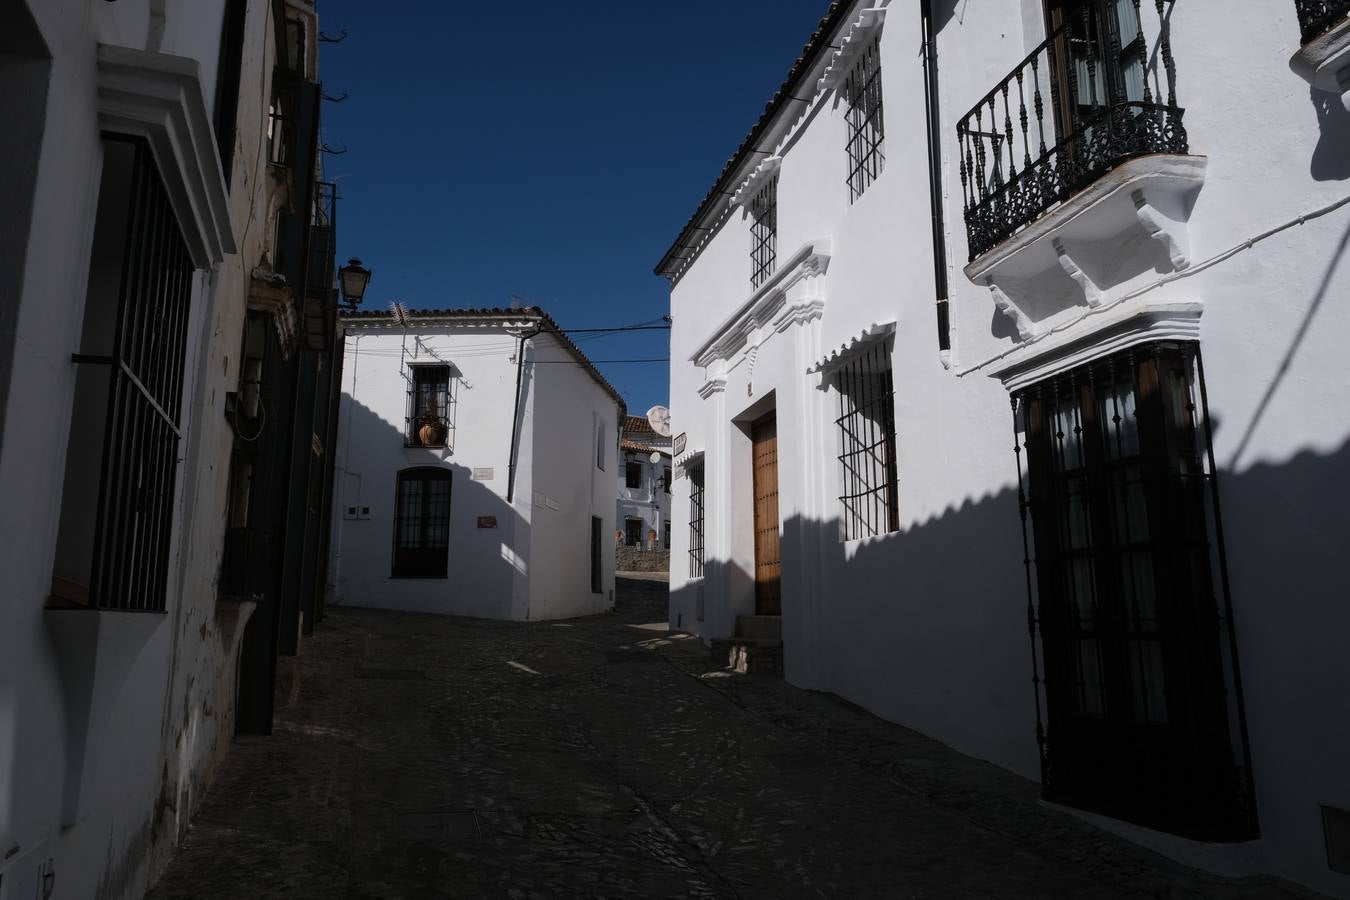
472,467,494,481
477,516,497,529
674,432,687,456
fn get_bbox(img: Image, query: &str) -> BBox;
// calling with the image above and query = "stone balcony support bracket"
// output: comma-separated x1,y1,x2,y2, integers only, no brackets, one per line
964,154,1207,352
1290,17,1350,106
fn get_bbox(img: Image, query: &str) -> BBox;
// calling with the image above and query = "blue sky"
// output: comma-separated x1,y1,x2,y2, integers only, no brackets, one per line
318,0,831,415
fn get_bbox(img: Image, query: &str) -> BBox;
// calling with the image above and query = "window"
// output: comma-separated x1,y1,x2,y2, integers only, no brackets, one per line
590,516,603,593
625,518,645,547
51,139,194,611
688,465,705,578
663,466,671,494
835,342,899,540
844,37,885,202
407,364,450,447
213,0,248,185
1015,341,1254,840
663,521,671,551
750,176,777,288
391,468,451,578
625,460,643,490
596,420,606,470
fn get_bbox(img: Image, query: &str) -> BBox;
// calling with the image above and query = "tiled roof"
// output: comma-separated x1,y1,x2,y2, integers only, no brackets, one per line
620,439,671,457
653,1,852,280
340,306,626,415
624,415,655,434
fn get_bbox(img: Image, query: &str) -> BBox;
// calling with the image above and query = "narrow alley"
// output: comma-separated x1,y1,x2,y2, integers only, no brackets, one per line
147,579,1311,899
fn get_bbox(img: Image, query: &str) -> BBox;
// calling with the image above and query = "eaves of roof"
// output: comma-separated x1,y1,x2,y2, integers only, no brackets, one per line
341,306,627,416
652,1,853,281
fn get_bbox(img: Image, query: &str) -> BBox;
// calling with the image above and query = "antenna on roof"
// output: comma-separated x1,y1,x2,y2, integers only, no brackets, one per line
646,405,672,438
390,302,410,326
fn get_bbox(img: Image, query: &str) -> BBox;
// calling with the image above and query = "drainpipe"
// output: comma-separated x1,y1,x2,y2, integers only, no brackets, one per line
505,323,543,503
921,0,951,359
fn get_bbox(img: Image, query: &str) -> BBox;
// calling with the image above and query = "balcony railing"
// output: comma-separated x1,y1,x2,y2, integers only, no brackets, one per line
958,0,1187,261
1297,0,1350,43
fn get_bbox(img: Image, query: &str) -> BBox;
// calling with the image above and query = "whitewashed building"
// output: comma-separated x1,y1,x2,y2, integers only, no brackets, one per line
0,0,345,897
659,0,1350,894
332,307,626,621
617,414,673,551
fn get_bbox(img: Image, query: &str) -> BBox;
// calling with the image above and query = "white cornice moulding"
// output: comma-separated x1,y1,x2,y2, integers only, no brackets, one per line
990,301,1203,392
730,156,782,210
692,239,832,369
808,319,896,376
818,4,889,93
97,44,235,269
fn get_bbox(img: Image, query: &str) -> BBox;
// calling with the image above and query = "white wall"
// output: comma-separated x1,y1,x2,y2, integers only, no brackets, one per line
665,1,1350,895
333,324,529,619
0,1,271,898
332,322,620,622
527,334,620,619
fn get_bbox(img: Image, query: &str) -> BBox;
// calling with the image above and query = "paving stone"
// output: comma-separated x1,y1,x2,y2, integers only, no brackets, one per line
147,577,1322,899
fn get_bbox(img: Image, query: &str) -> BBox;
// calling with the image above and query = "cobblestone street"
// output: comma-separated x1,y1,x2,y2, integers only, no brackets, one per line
148,579,1316,899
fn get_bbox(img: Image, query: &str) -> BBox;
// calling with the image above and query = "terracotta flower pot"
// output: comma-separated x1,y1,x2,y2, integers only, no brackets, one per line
418,420,446,447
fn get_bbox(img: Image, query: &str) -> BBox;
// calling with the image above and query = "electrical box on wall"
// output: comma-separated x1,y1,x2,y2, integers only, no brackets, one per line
343,505,371,520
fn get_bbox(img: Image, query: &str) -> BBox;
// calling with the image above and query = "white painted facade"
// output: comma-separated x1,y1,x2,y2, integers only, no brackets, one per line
616,416,673,551
332,310,624,621
661,1,1350,895
0,1,306,897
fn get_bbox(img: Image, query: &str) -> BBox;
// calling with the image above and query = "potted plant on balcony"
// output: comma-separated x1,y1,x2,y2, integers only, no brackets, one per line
415,397,446,447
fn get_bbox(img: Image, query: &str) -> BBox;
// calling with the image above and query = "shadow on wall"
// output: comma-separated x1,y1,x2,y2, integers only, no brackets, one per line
673,433,1350,826
331,394,530,618
1310,86,1350,182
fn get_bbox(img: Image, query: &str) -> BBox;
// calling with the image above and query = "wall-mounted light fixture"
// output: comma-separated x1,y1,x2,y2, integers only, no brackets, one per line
338,257,371,311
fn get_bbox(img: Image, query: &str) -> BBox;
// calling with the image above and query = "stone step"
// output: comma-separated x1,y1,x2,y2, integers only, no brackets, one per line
735,614,781,641
710,638,784,676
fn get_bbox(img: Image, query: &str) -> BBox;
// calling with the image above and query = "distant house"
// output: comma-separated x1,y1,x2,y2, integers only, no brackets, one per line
332,307,625,620
616,415,673,551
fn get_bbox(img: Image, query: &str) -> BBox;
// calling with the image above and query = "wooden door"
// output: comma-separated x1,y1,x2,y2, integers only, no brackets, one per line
751,413,781,615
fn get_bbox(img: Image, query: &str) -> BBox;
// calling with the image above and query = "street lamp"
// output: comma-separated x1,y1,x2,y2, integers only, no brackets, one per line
338,257,372,311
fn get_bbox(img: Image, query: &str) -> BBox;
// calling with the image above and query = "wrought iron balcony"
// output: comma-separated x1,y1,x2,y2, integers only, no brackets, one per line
1298,0,1350,43
958,0,1187,261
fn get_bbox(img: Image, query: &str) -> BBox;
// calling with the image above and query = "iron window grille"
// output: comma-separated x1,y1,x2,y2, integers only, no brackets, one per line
663,521,671,551
1012,341,1256,841
1296,0,1350,43
625,518,645,547
625,460,643,490
391,468,452,578
844,37,885,203
663,466,671,494
835,341,899,541
68,140,195,612
958,0,1186,260
688,464,706,578
750,177,778,288
406,364,452,448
